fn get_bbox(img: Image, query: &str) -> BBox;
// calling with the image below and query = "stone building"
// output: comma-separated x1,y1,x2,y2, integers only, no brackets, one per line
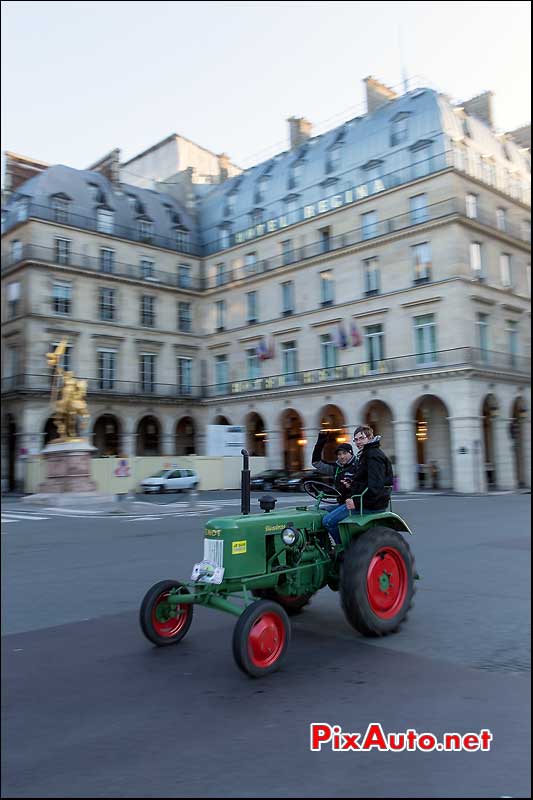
1,77,531,493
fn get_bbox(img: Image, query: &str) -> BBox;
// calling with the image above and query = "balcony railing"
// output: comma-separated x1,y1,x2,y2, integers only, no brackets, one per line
1,244,204,291
0,374,203,399
2,349,529,401
2,201,200,255
204,347,531,397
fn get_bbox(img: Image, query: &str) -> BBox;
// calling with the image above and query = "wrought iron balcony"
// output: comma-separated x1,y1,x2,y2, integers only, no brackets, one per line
1,374,203,399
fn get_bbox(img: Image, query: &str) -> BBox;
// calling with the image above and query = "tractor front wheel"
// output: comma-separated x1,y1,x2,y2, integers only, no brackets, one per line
340,527,415,637
140,580,194,646
233,600,290,677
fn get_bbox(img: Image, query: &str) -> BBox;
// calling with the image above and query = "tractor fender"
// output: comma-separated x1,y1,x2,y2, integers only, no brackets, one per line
339,512,413,540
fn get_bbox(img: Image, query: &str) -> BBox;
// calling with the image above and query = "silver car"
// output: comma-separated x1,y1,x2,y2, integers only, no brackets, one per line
140,468,199,493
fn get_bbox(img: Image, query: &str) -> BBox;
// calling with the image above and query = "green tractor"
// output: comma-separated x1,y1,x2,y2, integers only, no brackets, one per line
140,450,417,678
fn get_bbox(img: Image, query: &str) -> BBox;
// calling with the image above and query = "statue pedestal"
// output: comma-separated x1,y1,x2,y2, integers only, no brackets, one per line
38,440,98,493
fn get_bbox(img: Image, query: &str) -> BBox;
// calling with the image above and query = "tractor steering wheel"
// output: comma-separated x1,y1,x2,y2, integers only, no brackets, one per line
302,480,343,506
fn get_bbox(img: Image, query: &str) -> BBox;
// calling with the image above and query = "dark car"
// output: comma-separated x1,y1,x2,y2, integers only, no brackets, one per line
250,469,290,492
275,469,334,492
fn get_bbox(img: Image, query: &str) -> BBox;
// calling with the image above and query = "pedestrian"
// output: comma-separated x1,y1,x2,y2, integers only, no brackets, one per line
430,461,439,490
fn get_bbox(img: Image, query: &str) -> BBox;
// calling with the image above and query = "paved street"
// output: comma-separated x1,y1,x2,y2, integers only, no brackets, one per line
1,493,531,798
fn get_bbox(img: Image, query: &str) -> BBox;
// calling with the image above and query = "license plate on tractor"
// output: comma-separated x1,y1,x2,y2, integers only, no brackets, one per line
191,560,225,585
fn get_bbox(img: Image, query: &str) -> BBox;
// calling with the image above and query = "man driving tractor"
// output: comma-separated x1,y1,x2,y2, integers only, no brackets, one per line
312,425,394,549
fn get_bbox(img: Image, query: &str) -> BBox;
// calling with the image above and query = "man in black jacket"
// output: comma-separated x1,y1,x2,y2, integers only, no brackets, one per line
346,425,393,514
312,432,359,546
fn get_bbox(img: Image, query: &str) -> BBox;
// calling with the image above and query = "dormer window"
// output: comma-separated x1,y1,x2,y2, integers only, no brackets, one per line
224,192,237,217
391,113,409,146
289,160,303,190
219,226,231,249
285,195,299,222
138,219,153,242
251,208,263,226
88,183,100,203
96,207,114,234
126,194,137,211
362,159,384,183
175,227,189,251
255,175,270,204
326,144,342,174
51,194,70,224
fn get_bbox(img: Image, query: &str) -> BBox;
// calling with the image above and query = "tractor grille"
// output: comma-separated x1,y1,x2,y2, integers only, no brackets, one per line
203,538,224,567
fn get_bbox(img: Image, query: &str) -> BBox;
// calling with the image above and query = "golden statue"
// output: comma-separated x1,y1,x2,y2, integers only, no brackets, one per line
46,339,90,441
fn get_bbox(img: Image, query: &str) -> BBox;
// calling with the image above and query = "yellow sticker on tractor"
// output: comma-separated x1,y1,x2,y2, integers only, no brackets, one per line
232,540,247,555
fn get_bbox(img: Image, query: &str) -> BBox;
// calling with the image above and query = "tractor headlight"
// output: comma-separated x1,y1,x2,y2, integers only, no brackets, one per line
282,526,298,546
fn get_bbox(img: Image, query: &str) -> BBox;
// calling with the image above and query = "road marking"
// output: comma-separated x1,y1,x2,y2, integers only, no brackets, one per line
131,516,163,521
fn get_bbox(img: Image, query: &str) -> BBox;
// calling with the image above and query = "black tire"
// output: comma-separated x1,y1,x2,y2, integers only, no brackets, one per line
158,484,166,494
252,588,313,615
140,580,194,646
232,600,290,677
340,526,415,637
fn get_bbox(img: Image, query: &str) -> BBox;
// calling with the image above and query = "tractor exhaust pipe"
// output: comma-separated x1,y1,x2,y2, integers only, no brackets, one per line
241,449,251,515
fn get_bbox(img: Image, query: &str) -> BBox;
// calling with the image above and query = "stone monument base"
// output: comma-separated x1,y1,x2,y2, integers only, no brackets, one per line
37,439,98,493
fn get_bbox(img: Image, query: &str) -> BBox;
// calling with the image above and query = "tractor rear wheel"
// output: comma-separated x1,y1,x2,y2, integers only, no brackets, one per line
233,600,290,677
252,588,312,615
140,580,193,646
340,526,415,637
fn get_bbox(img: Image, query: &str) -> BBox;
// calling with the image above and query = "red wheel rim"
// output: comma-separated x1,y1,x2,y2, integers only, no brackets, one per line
366,547,408,619
151,589,190,638
247,612,286,668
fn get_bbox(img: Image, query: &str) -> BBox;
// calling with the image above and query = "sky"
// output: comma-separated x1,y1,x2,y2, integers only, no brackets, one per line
1,0,531,175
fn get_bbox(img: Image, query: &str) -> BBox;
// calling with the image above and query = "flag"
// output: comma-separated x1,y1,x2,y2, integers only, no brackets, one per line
350,321,363,347
338,323,348,349
267,336,275,359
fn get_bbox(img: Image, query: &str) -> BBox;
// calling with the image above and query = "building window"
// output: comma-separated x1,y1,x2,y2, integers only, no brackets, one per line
51,196,70,223
215,263,225,286
256,176,269,204
177,357,192,395
281,240,292,266
506,320,519,367
319,226,331,253
391,114,409,146
53,283,71,315
178,263,192,289
476,313,490,362
281,280,294,316
466,193,478,219
225,193,236,217
178,301,192,332
289,161,303,189
140,259,155,279
412,242,432,282
251,208,263,226
219,227,231,249
413,313,437,365
365,324,385,371
245,251,257,274
100,248,115,273
96,208,114,234
140,295,155,327
320,334,336,369
98,350,116,390
361,210,378,240
215,299,226,331
215,354,229,393
247,348,261,380
521,220,531,242
175,228,189,251
246,291,258,324
410,193,428,224
285,196,299,223
470,242,483,278
15,198,28,222
320,270,334,305
496,208,507,232
500,253,512,288
7,281,20,318
326,145,342,174
10,239,23,263
138,219,153,242
99,287,115,321
140,353,156,393
281,341,298,382
363,257,380,295
54,237,70,265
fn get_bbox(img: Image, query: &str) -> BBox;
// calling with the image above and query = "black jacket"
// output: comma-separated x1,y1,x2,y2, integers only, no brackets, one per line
312,435,359,503
349,438,393,511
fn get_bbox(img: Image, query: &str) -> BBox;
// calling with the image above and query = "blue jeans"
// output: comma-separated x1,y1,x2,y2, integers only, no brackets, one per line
322,503,352,544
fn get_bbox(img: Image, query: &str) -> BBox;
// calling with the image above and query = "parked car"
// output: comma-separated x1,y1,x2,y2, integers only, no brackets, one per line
250,469,290,492
274,469,326,492
140,468,199,494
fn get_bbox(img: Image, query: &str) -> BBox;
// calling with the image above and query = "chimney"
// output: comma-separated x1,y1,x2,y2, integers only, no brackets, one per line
87,148,121,184
462,91,494,130
287,117,312,150
3,151,49,199
364,76,398,114
217,153,231,182
506,124,531,151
